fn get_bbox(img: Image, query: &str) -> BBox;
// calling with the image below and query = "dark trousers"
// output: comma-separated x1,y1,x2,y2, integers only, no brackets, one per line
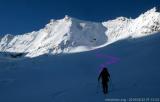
102,82,108,94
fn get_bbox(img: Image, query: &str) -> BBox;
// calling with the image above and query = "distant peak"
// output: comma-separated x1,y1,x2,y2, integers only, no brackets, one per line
116,16,130,21
64,15,69,19
148,7,157,12
143,7,159,15
63,15,82,22
47,15,72,25
49,19,55,23
150,6,160,12
63,15,72,21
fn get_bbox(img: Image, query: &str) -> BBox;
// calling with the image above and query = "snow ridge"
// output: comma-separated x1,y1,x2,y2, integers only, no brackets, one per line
0,7,160,57
103,7,160,44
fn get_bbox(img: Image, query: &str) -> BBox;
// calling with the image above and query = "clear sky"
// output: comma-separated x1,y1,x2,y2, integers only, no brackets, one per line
0,0,159,35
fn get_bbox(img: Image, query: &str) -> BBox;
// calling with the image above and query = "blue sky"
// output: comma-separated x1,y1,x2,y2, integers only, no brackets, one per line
0,0,159,35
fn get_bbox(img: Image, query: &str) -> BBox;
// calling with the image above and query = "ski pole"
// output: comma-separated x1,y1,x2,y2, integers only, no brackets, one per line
96,81,100,94
109,78,114,91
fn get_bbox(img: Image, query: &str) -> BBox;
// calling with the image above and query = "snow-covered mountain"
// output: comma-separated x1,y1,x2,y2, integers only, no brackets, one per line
0,16,107,57
0,7,160,57
103,7,160,43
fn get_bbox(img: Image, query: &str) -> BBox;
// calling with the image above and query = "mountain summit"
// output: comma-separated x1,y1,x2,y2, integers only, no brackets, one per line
0,7,160,57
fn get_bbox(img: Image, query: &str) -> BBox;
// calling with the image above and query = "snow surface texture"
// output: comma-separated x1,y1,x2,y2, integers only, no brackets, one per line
0,7,160,57
0,33,160,102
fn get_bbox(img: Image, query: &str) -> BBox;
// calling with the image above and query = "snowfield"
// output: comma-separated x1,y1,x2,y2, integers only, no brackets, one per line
0,7,160,102
0,33,160,102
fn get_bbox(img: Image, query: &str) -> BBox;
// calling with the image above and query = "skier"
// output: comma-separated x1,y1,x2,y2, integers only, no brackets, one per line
98,67,110,94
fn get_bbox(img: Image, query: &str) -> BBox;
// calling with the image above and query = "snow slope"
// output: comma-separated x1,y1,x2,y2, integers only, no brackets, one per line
0,7,160,57
0,33,160,102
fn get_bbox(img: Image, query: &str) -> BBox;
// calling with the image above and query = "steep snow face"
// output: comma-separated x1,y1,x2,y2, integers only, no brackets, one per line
0,15,107,57
103,7,160,43
0,7,160,57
